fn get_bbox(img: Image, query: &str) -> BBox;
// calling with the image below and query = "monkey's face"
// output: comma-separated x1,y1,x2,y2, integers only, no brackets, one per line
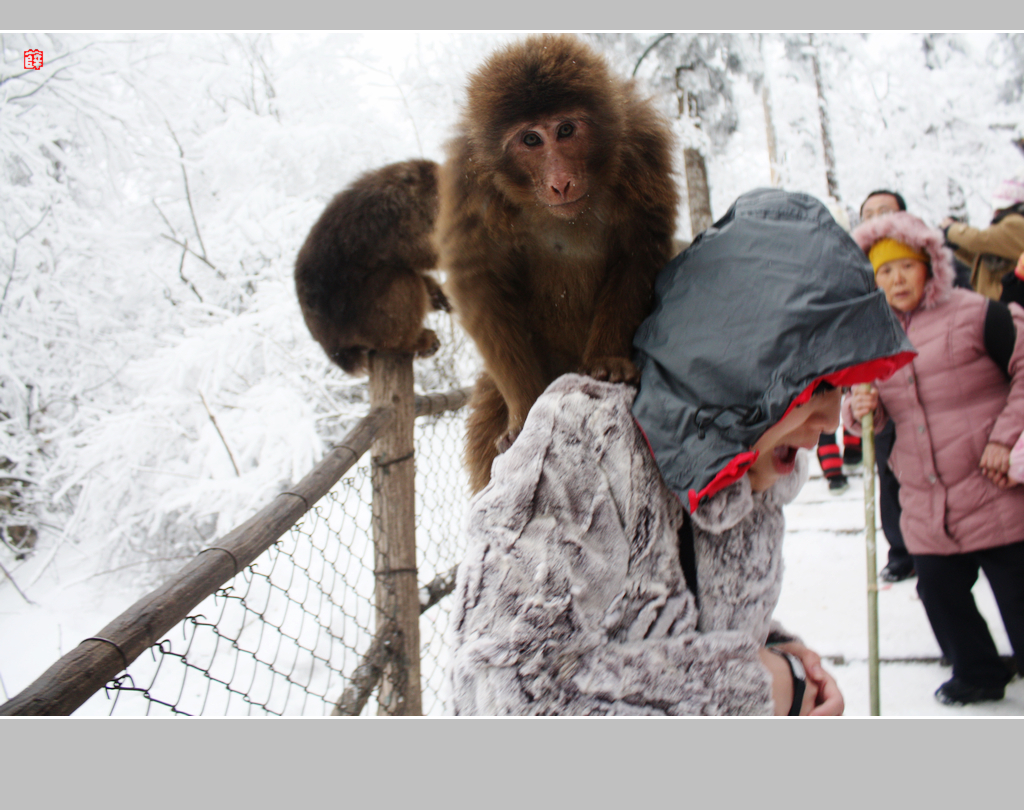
503,114,594,220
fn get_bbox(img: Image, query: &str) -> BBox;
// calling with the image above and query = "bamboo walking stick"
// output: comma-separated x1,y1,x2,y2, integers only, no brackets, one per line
859,383,881,716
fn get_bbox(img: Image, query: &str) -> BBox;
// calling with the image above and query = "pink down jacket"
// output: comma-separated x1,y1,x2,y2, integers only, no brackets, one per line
844,212,1024,555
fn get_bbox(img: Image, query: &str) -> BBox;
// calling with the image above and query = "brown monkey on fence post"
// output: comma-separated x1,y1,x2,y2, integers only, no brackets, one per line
294,159,449,375
436,34,679,492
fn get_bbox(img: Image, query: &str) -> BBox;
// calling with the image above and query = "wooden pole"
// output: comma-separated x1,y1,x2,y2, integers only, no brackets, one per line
369,351,422,716
332,565,458,716
414,387,472,418
860,385,881,716
683,148,713,236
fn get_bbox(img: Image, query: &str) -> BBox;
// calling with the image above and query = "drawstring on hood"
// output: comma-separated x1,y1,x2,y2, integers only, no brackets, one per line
693,403,763,440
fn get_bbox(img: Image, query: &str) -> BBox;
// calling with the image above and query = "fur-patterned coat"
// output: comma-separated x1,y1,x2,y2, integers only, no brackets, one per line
445,375,807,716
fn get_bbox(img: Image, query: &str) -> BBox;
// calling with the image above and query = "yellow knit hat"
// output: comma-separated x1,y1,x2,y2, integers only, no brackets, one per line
868,238,928,274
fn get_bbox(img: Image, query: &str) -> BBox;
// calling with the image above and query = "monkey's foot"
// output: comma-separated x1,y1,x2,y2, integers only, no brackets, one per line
582,356,639,385
495,427,521,454
412,328,441,358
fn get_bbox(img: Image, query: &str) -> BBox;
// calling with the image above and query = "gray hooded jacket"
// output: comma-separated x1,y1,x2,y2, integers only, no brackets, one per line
632,189,914,512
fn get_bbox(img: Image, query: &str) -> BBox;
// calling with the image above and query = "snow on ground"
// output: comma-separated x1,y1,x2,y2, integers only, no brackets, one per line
0,564,143,707
778,454,1024,716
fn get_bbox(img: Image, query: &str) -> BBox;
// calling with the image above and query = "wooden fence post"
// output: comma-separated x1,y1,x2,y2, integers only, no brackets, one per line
368,351,422,716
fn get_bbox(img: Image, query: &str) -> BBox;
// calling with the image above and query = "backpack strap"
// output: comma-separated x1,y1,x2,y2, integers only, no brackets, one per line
984,299,1016,379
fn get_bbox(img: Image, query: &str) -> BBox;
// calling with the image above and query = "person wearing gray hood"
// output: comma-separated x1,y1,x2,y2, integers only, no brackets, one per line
445,189,914,715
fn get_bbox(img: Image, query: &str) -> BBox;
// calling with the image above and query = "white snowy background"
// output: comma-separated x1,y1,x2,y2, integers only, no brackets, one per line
1,31,1023,716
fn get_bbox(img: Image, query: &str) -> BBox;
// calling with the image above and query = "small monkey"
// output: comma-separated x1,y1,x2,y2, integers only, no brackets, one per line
294,159,449,375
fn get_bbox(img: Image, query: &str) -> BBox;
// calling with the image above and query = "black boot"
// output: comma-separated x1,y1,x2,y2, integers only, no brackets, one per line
934,677,1006,706
842,445,862,475
827,474,849,495
879,557,916,583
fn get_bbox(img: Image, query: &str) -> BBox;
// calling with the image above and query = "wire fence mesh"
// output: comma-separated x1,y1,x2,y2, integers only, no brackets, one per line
72,402,469,716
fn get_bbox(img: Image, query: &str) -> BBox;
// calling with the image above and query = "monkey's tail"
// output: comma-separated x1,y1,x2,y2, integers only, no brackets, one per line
465,373,509,493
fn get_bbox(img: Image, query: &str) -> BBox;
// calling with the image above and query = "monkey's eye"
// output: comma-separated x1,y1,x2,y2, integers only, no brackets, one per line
557,122,575,138
522,132,542,147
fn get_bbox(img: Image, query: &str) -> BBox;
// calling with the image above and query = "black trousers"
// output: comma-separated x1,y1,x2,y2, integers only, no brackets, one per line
875,422,910,565
914,539,1024,686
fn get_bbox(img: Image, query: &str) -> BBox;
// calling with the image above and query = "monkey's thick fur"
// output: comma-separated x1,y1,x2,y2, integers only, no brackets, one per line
436,35,679,492
294,159,449,375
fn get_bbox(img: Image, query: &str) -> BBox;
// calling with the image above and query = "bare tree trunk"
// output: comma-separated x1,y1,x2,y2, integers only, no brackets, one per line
369,351,422,716
758,36,781,188
762,85,781,188
809,34,841,202
683,148,713,235
675,67,714,237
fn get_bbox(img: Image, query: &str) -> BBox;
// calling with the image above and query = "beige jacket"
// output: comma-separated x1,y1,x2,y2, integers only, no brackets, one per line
946,214,1024,301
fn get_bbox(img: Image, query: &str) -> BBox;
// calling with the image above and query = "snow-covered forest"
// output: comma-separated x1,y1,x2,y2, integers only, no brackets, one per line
2,32,1023,711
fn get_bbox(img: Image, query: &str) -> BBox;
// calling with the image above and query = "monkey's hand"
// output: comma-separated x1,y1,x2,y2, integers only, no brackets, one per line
583,356,640,385
423,276,452,312
430,287,452,313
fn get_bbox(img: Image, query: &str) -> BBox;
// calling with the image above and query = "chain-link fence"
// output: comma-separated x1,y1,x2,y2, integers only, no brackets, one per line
1,376,472,717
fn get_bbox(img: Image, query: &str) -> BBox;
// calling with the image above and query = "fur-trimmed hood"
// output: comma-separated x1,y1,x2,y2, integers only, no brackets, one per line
851,211,956,311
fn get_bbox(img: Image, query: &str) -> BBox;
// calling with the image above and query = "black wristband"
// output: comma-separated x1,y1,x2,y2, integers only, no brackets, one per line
773,650,806,716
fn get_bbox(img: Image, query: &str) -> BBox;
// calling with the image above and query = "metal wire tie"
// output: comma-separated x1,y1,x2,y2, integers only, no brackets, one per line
374,567,419,578
197,546,240,577
81,636,130,672
372,451,415,469
280,490,311,511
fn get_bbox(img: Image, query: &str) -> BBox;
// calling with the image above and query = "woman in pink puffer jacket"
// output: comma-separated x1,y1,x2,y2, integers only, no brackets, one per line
844,211,1024,707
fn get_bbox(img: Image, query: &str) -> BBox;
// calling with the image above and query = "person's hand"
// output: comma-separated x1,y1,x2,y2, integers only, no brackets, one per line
980,442,1013,489
849,385,878,421
806,668,844,716
774,640,845,716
